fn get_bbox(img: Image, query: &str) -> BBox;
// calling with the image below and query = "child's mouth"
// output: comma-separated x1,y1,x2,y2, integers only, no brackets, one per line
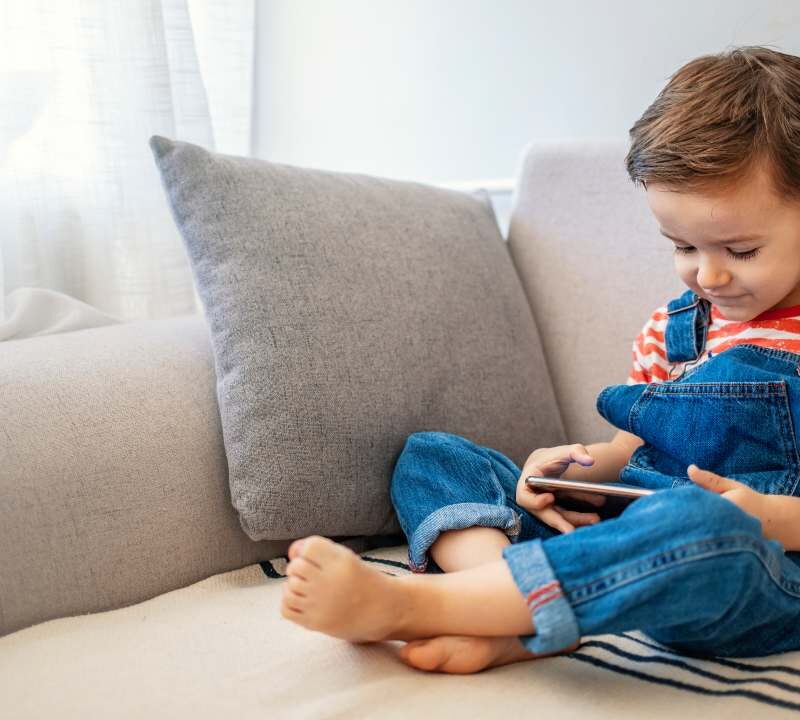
706,293,744,302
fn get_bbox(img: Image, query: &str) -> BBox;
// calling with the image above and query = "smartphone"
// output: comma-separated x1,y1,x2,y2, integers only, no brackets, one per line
524,477,655,519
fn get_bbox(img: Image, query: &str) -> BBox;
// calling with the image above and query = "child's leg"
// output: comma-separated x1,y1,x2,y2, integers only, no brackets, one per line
430,526,510,571
282,532,537,642
501,483,800,657
283,484,800,658
390,431,557,574
416,522,570,673
287,425,550,649
388,431,572,670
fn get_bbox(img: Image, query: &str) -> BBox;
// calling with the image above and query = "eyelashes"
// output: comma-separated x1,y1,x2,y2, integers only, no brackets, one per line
672,246,762,261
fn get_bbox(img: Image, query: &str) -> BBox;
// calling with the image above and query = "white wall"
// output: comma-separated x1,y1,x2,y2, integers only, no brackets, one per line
253,0,800,187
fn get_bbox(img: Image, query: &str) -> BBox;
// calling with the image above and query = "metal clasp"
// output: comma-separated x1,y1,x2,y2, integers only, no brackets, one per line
666,298,701,315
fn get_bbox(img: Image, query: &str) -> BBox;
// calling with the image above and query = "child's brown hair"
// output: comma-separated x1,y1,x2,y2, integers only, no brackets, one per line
626,46,800,200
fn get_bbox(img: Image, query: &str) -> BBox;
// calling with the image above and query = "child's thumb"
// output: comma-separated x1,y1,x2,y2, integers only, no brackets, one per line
688,464,727,493
572,443,594,465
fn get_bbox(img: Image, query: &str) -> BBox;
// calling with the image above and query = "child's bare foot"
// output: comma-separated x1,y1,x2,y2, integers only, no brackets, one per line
398,635,580,674
280,535,412,642
280,535,544,650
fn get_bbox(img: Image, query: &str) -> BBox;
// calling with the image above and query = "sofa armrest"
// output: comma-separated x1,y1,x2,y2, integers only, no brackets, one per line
0,315,293,636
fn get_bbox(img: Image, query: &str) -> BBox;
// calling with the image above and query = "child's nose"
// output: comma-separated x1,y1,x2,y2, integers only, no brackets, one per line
696,258,732,291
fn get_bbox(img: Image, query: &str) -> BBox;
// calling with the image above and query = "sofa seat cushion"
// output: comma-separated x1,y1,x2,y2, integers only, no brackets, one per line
3,543,800,719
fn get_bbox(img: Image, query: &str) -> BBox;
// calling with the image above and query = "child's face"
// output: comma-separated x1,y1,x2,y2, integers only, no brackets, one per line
645,161,800,321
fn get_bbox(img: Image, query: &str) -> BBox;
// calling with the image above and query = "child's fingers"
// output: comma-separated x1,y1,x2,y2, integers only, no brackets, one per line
534,446,595,476
569,444,595,466
556,508,601,526
688,464,741,493
533,459,570,476
524,492,555,510
537,508,576,534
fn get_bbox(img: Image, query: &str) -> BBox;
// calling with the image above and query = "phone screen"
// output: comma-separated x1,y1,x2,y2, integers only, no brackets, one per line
525,478,649,519
554,491,635,519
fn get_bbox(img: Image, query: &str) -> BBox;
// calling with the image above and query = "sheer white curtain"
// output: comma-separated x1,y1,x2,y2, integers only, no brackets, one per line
0,0,254,340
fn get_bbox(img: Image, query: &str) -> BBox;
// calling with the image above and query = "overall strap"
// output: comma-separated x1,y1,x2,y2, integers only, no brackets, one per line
664,289,712,363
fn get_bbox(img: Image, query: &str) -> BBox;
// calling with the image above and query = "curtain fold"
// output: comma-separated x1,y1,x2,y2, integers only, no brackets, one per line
0,0,254,340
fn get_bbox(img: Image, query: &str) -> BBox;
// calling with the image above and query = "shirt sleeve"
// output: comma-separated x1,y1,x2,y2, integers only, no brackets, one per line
626,306,669,385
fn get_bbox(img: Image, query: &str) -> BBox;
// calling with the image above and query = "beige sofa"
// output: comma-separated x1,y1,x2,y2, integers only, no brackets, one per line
4,141,799,719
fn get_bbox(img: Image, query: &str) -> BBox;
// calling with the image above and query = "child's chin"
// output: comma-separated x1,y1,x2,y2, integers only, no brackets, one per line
717,305,758,321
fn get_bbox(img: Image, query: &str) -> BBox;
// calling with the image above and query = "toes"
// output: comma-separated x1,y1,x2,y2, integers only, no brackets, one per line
286,556,316,580
397,639,443,671
294,535,340,568
404,641,444,672
280,592,304,619
281,567,311,621
399,637,518,674
287,575,307,597
287,535,334,560
288,538,306,560
289,536,358,570
399,640,428,662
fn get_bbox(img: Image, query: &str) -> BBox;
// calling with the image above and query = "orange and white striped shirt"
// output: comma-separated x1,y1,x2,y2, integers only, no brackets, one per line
627,302,800,385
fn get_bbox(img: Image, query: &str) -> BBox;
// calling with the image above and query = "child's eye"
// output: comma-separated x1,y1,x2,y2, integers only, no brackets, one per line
728,248,761,260
672,245,761,261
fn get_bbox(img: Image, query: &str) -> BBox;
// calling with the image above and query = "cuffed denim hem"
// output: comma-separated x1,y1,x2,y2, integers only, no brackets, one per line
501,539,581,654
407,503,522,573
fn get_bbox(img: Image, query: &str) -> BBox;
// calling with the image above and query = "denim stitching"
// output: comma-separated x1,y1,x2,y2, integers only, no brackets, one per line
631,381,798,496
665,291,700,364
527,580,564,612
628,386,654,436
565,534,800,607
526,580,559,604
676,360,706,381
407,502,520,573
646,381,787,397
729,343,800,365
666,297,699,315
772,383,800,496
626,444,655,471
696,299,711,358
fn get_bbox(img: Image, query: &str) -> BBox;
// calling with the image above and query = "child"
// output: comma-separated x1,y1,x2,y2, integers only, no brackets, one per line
280,46,800,675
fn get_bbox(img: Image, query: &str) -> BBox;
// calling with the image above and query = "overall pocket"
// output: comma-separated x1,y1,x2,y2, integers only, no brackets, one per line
627,381,800,496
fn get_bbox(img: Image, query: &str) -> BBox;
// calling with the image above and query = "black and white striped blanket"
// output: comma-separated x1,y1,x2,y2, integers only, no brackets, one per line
263,544,800,715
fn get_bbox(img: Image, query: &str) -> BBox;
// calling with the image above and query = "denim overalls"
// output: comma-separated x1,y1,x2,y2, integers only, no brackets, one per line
390,289,800,657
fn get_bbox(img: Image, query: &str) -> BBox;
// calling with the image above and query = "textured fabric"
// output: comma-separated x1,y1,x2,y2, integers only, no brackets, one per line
391,431,530,573
149,135,565,541
8,139,800,713
599,287,800,497
504,486,800,657
0,287,123,341
506,139,686,443
391,429,800,658
1,2,197,322
628,301,800,384
0,314,318,637
1,1,254,325
4,544,800,719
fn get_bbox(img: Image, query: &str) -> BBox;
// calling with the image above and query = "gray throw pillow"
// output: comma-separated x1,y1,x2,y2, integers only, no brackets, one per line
149,136,565,541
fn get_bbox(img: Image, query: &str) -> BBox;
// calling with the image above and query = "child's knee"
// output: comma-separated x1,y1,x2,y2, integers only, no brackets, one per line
628,484,763,538
392,432,471,502
393,432,477,484
403,430,476,453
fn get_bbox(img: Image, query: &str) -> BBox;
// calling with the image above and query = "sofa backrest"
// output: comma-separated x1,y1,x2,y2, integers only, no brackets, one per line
507,139,685,443
0,139,686,637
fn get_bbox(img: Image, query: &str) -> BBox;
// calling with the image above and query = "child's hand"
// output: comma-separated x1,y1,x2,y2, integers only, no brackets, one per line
687,464,769,520
516,444,603,534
